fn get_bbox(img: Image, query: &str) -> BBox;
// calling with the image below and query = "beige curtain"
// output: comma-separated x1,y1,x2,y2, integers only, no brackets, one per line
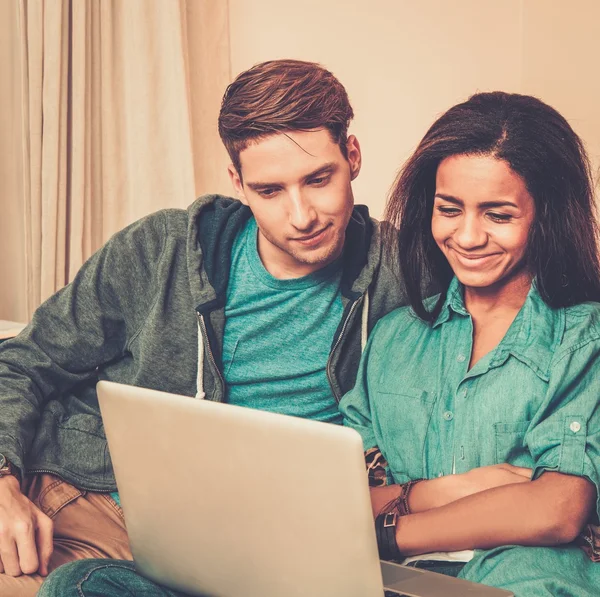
1,0,231,321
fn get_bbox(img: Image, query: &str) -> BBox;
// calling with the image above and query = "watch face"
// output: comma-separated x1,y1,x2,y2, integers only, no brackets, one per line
0,454,6,469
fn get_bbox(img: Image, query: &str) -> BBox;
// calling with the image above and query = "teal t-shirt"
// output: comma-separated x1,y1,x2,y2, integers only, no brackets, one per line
222,217,344,423
110,218,344,505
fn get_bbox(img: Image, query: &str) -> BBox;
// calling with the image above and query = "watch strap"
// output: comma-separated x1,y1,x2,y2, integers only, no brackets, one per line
0,455,20,482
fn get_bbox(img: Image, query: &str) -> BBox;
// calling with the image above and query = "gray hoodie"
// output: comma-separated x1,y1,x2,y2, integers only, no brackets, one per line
0,195,406,491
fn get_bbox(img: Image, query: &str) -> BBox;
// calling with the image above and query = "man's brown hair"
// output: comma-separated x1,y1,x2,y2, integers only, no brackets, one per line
218,59,354,174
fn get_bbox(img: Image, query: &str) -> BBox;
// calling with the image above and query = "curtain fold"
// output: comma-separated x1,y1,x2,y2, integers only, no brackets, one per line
9,0,231,319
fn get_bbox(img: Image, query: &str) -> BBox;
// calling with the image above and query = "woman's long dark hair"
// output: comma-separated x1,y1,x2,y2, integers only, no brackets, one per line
385,91,600,322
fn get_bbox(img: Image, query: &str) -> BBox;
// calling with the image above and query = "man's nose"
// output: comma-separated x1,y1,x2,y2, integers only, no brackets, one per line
289,190,317,230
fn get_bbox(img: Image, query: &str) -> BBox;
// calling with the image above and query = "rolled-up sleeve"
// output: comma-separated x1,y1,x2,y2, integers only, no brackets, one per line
527,339,600,518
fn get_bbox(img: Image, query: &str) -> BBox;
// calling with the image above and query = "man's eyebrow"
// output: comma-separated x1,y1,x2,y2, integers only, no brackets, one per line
302,163,337,183
246,180,282,191
434,193,518,209
246,163,338,191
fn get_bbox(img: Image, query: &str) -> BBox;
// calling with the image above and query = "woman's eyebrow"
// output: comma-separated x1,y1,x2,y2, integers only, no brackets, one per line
434,193,518,209
434,193,463,205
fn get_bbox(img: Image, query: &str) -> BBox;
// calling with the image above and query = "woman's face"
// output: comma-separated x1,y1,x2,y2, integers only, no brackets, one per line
431,154,535,294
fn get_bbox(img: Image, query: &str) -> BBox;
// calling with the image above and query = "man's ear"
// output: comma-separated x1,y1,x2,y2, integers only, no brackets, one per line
346,135,362,181
228,164,248,205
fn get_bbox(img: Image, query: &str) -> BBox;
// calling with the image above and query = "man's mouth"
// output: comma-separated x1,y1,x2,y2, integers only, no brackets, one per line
293,225,330,245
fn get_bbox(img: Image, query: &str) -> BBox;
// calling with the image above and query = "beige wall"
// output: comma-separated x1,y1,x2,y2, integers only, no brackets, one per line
0,0,26,322
2,1,599,321
229,0,600,217
522,0,600,180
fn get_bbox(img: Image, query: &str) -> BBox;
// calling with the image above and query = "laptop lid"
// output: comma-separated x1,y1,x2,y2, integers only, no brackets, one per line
97,381,512,597
97,381,383,596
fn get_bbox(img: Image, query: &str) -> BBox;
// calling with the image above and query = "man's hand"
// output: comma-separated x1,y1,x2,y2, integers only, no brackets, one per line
0,476,53,577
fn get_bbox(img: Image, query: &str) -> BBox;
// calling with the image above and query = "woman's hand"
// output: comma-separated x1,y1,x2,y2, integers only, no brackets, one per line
409,464,532,512
460,463,532,495
370,463,532,518
370,484,402,518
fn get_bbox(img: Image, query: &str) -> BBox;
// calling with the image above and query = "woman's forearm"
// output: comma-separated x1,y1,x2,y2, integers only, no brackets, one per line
394,472,595,556
370,475,464,518
370,463,532,517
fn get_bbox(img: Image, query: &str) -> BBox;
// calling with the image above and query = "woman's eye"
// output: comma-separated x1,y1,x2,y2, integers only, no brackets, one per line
488,212,512,223
437,206,461,216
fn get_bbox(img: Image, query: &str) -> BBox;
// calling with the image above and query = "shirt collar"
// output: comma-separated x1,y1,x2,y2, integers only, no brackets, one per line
433,277,565,381
432,276,468,328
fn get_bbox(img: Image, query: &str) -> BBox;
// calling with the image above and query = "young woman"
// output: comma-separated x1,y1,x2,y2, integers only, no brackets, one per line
340,92,600,596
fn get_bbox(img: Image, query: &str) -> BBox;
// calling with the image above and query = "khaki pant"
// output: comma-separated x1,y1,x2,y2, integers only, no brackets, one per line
0,474,131,597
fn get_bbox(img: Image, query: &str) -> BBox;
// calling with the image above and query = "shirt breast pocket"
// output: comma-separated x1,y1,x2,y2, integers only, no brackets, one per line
371,383,436,482
494,421,533,468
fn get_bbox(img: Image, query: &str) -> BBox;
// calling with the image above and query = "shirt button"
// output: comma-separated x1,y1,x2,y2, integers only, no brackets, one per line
443,411,454,421
457,354,466,363
570,421,581,433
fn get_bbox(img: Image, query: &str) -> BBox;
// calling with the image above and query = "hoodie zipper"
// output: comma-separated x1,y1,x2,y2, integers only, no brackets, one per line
196,311,225,396
326,294,364,403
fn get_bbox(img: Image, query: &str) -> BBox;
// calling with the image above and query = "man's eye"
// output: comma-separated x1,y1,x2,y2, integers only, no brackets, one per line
309,176,329,186
258,188,278,198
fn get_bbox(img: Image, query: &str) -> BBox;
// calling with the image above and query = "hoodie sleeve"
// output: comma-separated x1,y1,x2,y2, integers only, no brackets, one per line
0,211,167,474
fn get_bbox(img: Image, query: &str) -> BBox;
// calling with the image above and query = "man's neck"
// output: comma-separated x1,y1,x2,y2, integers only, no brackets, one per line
256,230,341,280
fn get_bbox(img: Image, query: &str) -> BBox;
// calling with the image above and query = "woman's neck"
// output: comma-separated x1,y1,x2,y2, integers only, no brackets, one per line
464,271,532,370
464,270,532,321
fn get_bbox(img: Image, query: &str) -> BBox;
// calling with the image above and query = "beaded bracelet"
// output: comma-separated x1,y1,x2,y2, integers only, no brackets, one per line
395,478,424,516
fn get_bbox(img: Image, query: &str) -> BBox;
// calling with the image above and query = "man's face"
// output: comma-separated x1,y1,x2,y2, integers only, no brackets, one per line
229,129,361,279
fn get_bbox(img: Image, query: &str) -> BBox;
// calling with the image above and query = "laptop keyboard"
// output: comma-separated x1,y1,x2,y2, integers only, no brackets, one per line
384,591,411,597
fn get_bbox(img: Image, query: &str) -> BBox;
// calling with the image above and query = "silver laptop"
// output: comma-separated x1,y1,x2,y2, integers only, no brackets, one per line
97,381,512,597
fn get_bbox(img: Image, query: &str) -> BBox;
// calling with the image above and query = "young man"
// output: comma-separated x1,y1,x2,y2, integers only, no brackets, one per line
0,59,406,597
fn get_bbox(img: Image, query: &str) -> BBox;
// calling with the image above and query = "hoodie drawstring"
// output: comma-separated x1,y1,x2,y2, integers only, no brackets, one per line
361,289,370,352
196,288,370,399
195,318,206,399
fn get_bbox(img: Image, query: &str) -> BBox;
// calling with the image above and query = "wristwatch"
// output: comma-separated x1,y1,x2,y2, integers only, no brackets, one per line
0,453,18,480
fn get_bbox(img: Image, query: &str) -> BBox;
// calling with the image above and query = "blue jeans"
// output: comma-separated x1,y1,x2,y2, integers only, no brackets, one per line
405,559,465,577
37,560,192,597
38,558,466,596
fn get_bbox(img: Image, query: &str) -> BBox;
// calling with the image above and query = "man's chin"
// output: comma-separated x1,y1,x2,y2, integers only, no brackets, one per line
292,241,343,267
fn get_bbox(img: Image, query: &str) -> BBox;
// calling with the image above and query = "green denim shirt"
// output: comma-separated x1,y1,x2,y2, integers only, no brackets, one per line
340,278,600,595
340,277,600,518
